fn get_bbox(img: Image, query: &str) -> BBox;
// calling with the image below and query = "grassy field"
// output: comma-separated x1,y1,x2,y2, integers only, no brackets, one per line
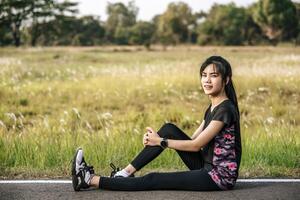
0,46,299,179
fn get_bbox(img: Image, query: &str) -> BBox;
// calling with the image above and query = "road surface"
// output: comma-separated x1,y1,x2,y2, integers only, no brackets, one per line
0,179,299,200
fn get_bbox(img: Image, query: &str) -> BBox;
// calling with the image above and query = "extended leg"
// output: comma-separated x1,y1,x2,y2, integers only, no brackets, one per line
98,168,220,191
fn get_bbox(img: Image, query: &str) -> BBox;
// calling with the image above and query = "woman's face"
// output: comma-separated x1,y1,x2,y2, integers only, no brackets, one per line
201,64,225,97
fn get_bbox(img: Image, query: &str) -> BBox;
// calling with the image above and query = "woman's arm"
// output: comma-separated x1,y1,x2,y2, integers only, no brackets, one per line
167,121,224,152
191,120,205,140
145,121,224,152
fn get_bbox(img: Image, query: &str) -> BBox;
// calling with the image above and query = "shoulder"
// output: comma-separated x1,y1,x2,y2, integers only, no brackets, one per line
217,100,235,112
213,100,238,125
204,104,211,118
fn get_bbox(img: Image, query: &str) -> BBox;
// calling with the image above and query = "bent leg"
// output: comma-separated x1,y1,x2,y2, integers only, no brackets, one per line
99,169,220,191
131,123,204,171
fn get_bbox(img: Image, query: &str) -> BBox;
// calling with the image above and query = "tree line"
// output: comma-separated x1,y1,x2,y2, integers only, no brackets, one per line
0,0,299,47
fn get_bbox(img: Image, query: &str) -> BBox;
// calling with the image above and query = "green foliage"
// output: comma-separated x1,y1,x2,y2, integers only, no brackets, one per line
71,16,105,46
155,2,194,46
0,0,33,46
29,0,78,46
105,1,138,44
0,0,299,46
243,4,265,45
197,3,254,45
129,21,155,48
0,0,78,47
30,15,105,46
0,21,13,46
114,27,130,45
294,3,300,45
253,0,298,45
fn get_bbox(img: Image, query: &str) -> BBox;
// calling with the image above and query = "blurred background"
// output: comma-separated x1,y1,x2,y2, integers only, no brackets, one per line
0,0,299,47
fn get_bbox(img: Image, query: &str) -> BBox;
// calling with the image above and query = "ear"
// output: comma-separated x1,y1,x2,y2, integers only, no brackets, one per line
226,77,230,85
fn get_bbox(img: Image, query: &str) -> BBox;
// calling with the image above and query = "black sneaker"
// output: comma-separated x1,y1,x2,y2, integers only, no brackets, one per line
110,163,134,178
72,148,95,191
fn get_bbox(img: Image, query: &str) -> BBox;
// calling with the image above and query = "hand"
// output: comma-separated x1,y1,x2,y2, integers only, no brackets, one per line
143,127,161,147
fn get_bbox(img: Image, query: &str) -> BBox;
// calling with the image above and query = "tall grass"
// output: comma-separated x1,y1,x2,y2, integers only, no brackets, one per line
0,46,299,178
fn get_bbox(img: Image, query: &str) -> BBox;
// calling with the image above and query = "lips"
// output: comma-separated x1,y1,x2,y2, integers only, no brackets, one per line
204,85,213,89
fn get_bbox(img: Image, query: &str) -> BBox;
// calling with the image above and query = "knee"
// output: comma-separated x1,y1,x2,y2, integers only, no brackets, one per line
157,122,177,137
162,122,177,130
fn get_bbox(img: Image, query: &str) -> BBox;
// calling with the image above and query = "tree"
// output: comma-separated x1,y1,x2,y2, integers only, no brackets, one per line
196,3,252,45
28,0,78,46
129,21,155,49
0,0,78,47
32,15,105,46
105,1,138,44
292,2,300,45
189,11,207,44
253,0,298,45
244,4,265,45
155,2,194,46
27,0,54,46
114,26,130,45
0,0,32,46
0,20,13,46
74,16,105,46
32,15,78,45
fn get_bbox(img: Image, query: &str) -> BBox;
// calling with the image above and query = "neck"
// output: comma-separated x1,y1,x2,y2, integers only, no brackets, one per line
209,91,228,107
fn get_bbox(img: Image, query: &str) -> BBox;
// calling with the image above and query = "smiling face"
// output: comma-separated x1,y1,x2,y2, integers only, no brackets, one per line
201,64,225,97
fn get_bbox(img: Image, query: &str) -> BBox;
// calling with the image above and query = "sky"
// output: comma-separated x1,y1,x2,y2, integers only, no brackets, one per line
68,0,259,21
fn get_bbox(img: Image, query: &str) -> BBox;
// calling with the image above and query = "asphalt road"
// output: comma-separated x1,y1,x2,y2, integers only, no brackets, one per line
0,181,299,200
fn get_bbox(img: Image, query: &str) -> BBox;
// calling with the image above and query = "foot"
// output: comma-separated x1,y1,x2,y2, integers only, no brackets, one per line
110,163,135,178
72,148,95,191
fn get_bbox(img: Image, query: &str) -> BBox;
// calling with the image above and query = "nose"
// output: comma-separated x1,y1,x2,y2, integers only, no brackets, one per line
203,75,211,83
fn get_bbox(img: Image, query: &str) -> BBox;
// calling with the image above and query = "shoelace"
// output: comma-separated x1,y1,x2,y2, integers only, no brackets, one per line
85,165,95,174
110,163,120,177
79,163,95,174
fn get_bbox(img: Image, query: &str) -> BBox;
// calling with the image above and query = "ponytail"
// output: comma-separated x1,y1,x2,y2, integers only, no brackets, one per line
225,79,240,117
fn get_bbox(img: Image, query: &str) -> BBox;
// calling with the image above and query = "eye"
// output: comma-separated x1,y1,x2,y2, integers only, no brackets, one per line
201,73,207,77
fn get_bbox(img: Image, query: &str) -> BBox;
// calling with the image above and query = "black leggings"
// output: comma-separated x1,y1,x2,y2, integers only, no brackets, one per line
99,123,220,191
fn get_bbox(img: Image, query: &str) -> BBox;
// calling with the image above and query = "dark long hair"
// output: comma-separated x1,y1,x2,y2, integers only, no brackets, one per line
200,56,239,116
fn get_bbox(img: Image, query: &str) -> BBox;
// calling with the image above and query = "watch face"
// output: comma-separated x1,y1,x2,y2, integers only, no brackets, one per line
161,139,167,148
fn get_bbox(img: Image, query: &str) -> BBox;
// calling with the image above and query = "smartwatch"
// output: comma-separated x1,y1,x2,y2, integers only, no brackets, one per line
160,138,168,149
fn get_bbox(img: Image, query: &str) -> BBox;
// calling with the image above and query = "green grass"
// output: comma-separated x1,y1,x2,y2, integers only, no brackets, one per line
0,46,299,179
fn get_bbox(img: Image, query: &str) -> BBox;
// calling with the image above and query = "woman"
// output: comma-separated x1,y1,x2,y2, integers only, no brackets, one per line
72,55,242,191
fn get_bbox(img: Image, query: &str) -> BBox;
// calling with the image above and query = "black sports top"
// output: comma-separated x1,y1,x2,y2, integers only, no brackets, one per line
202,99,242,190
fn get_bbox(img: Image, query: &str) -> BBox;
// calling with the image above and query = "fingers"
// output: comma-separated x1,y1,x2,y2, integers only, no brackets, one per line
143,132,149,146
143,127,156,146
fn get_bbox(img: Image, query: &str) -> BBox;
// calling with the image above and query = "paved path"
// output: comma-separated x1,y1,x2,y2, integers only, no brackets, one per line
0,180,299,200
